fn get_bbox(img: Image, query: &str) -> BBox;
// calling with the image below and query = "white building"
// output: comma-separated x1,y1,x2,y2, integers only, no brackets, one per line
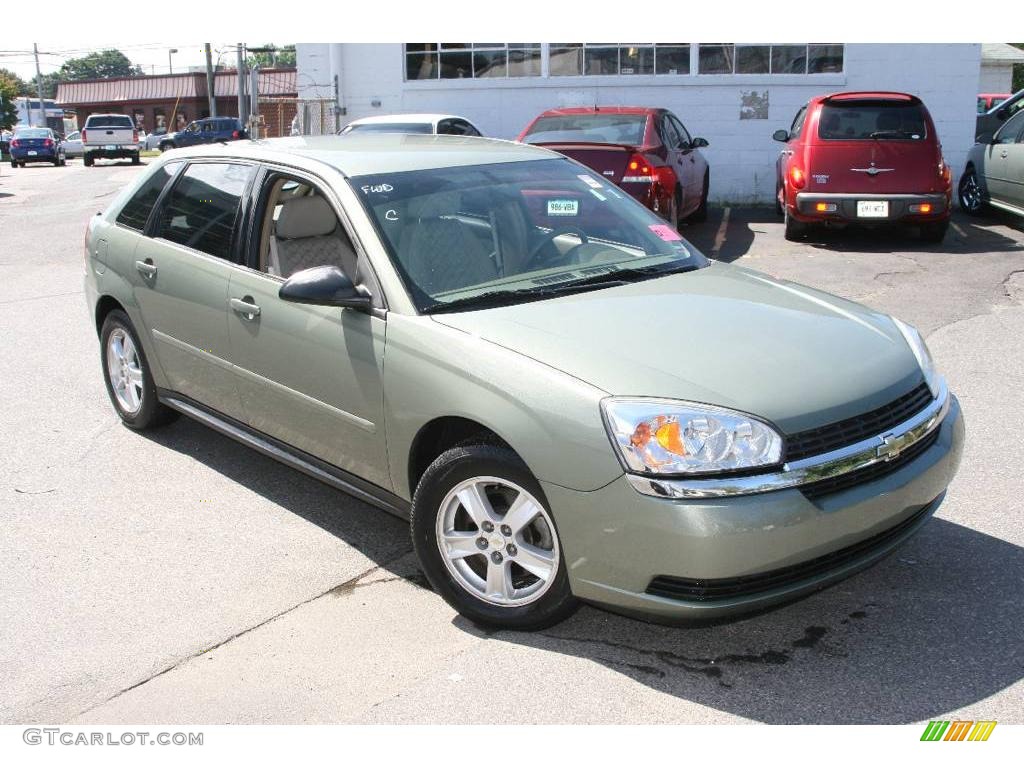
297,43,982,204
979,43,1024,94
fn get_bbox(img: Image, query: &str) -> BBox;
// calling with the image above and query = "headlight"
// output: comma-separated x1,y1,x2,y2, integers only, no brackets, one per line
601,399,783,475
893,318,940,398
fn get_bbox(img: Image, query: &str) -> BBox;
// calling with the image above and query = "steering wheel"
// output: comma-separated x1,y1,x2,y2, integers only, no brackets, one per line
524,226,589,270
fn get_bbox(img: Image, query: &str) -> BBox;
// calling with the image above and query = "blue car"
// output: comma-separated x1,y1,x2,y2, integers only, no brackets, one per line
10,127,66,167
158,117,247,151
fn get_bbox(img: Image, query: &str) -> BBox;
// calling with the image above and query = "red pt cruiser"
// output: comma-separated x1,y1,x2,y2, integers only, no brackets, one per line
517,106,710,226
774,92,952,242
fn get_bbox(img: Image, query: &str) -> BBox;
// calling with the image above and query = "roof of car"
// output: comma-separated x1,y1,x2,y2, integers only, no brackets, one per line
347,113,471,126
534,106,654,116
160,133,559,176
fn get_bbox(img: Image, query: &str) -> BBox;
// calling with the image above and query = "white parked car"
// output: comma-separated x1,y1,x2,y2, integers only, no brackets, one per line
339,113,482,137
61,131,84,158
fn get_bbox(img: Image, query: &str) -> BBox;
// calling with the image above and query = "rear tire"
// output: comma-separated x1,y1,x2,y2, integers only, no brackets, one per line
688,171,709,223
131,152,140,165
920,220,949,244
411,442,579,630
84,154,94,167
784,205,808,241
99,310,178,431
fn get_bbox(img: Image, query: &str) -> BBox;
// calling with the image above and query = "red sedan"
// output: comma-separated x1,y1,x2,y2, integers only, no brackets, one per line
517,107,710,225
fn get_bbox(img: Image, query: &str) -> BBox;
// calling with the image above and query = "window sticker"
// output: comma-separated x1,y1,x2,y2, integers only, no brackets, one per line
577,174,603,189
648,223,683,241
589,189,607,202
547,199,579,216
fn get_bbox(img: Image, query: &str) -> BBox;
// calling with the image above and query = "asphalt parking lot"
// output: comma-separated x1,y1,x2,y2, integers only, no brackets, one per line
1,158,1022,725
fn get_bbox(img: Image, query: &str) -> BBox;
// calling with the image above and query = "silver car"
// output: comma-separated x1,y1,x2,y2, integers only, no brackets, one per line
960,108,1024,218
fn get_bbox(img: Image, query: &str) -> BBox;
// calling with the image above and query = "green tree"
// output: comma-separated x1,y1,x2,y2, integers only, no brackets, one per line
0,68,33,97
0,73,18,129
1013,44,1024,92
246,44,296,69
57,49,143,81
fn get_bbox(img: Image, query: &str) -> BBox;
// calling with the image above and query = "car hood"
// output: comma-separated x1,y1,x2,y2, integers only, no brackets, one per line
431,262,925,434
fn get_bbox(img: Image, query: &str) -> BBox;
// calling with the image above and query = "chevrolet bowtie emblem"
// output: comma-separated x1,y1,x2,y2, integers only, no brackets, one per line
877,433,911,461
851,167,895,176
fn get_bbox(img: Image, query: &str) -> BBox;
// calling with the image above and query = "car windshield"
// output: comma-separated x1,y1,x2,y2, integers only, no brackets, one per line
522,114,648,145
818,101,928,140
15,128,50,139
345,122,434,135
351,158,707,313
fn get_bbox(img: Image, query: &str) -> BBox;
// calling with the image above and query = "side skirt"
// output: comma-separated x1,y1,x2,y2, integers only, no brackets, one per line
158,389,410,520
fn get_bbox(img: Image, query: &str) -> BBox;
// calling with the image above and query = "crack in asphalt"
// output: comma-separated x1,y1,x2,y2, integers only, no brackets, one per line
71,554,417,720
1000,269,1024,301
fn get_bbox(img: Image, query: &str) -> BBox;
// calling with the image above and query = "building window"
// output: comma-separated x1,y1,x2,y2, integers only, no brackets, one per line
548,44,690,76
405,44,542,80
697,44,843,74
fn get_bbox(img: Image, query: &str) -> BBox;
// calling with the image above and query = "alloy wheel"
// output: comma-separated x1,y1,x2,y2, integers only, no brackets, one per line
106,328,144,414
959,171,982,213
436,476,560,607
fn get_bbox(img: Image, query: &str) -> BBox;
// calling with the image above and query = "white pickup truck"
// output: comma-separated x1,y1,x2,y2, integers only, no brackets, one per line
82,113,139,166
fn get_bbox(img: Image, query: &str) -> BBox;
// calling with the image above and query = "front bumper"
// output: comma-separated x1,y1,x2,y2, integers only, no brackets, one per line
545,395,963,622
793,192,949,223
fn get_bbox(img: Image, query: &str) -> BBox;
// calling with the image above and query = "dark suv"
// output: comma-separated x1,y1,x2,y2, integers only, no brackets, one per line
159,118,247,151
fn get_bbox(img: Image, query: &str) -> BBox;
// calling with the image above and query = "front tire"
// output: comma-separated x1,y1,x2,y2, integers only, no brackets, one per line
411,443,578,630
958,167,985,215
99,310,178,430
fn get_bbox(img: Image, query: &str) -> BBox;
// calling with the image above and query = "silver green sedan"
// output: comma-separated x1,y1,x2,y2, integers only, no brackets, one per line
84,135,964,629
960,107,1024,218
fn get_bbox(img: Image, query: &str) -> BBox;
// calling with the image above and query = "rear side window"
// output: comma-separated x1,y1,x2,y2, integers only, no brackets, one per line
116,161,183,231
155,162,255,259
818,101,927,141
86,115,134,129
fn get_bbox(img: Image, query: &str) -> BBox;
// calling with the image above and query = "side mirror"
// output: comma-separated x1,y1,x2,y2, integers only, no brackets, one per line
279,265,372,310
690,136,709,148
772,129,790,143
995,106,1009,120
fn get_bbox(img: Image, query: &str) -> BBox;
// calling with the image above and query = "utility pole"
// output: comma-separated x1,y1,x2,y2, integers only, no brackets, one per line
248,66,259,139
204,44,217,118
235,44,247,122
33,43,46,128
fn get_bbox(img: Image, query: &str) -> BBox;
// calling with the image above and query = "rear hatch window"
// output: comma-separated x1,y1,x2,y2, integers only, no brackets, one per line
523,114,648,145
87,115,134,128
818,101,927,141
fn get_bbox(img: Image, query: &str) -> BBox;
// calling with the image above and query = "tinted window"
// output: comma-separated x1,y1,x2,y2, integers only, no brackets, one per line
116,161,183,231
669,115,691,145
790,105,808,137
659,115,680,148
345,122,434,134
995,110,1024,144
86,115,134,128
156,163,255,258
522,114,648,145
818,101,927,141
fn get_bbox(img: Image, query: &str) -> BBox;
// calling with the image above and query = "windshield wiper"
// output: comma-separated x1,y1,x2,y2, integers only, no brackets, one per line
869,130,915,139
421,261,701,315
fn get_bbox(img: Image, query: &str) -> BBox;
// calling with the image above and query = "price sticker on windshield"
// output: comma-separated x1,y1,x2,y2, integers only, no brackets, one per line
547,199,579,217
649,223,683,241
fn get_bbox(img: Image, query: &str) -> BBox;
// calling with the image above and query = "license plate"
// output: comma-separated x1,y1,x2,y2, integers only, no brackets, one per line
104,145,117,151
27,150,37,156
857,201,889,218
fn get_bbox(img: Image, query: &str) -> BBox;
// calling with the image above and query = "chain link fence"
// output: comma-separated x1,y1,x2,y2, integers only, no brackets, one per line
258,98,340,137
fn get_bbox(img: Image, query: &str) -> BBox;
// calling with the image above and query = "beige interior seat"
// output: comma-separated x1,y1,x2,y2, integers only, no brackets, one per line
270,196,358,279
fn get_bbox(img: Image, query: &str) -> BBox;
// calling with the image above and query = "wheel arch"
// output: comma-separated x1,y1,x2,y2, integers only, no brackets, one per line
94,294,127,335
407,416,515,497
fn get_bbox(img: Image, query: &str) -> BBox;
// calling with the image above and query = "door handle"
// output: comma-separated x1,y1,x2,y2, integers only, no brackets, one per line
230,296,261,321
135,259,157,278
